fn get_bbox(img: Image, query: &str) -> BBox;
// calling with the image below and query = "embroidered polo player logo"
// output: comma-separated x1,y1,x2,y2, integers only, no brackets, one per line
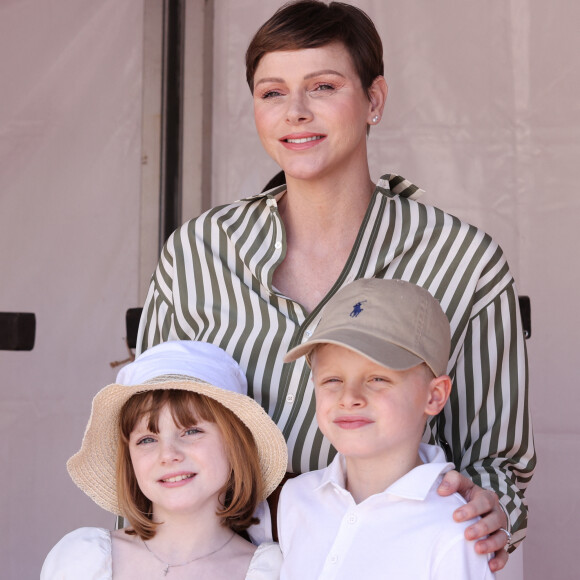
350,300,367,318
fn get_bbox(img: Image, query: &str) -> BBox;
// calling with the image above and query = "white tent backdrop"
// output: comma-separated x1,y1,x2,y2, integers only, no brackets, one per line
1,1,578,578
0,1,144,578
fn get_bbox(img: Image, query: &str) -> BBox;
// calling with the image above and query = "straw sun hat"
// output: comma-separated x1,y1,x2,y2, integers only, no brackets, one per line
67,341,288,516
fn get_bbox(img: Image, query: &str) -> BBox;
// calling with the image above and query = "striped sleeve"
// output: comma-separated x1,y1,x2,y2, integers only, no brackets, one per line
136,234,178,355
443,281,533,547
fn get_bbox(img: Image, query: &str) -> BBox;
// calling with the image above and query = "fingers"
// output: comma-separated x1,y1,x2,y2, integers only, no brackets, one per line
486,545,509,573
438,472,512,573
467,507,511,573
472,525,509,553
453,488,499,524
437,469,468,497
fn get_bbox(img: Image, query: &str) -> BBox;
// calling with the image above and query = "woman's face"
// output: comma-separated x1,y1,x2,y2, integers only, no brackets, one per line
128,404,230,520
252,42,382,183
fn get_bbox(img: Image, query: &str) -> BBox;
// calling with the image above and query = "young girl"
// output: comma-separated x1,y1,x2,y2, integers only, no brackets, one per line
41,341,287,579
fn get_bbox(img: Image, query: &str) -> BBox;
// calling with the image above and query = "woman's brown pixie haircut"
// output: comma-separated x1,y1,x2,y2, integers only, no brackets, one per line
245,0,384,97
116,389,263,540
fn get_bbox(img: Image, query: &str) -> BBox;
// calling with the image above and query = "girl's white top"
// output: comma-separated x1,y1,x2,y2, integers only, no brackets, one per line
41,527,282,579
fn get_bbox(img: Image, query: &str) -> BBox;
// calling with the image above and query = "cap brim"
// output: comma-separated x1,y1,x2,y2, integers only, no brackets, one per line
284,329,424,372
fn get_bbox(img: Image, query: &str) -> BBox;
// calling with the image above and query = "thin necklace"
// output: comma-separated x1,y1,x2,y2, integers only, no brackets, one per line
142,531,235,576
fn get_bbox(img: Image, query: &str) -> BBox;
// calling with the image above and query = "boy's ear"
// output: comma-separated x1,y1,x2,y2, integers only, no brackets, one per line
425,375,452,416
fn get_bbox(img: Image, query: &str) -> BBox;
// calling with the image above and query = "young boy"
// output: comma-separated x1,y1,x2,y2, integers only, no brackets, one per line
279,278,495,579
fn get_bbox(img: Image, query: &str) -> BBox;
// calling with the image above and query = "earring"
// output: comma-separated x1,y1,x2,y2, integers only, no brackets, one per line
372,115,380,123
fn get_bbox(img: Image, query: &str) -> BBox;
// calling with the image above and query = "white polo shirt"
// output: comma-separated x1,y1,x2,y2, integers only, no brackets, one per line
278,443,494,580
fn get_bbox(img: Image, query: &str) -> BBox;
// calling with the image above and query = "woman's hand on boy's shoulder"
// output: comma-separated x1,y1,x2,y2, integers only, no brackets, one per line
437,470,509,572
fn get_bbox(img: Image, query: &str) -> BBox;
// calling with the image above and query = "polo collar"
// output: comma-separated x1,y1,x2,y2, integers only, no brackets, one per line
315,443,454,502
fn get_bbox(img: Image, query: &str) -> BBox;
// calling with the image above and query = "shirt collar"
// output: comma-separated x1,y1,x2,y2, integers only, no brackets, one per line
315,443,454,502
237,174,425,203
237,183,287,203
232,173,425,295
316,453,348,491
387,444,454,500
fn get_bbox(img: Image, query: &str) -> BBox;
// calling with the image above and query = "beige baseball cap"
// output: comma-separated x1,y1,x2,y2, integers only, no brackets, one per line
284,278,451,377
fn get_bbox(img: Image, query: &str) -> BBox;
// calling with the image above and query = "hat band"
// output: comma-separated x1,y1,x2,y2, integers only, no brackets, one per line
142,374,211,386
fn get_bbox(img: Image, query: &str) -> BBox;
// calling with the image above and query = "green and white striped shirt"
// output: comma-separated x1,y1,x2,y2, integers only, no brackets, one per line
137,174,534,544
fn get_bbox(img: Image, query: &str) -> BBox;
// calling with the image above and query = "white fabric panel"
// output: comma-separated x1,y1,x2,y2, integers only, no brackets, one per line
211,2,580,579
0,1,144,578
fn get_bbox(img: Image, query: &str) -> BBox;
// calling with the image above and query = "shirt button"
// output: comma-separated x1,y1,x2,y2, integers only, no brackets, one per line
266,198,277,207
347,513,357,524
286,394,295,403
330,555,338,564
274,241,282,249
304,330,312,338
